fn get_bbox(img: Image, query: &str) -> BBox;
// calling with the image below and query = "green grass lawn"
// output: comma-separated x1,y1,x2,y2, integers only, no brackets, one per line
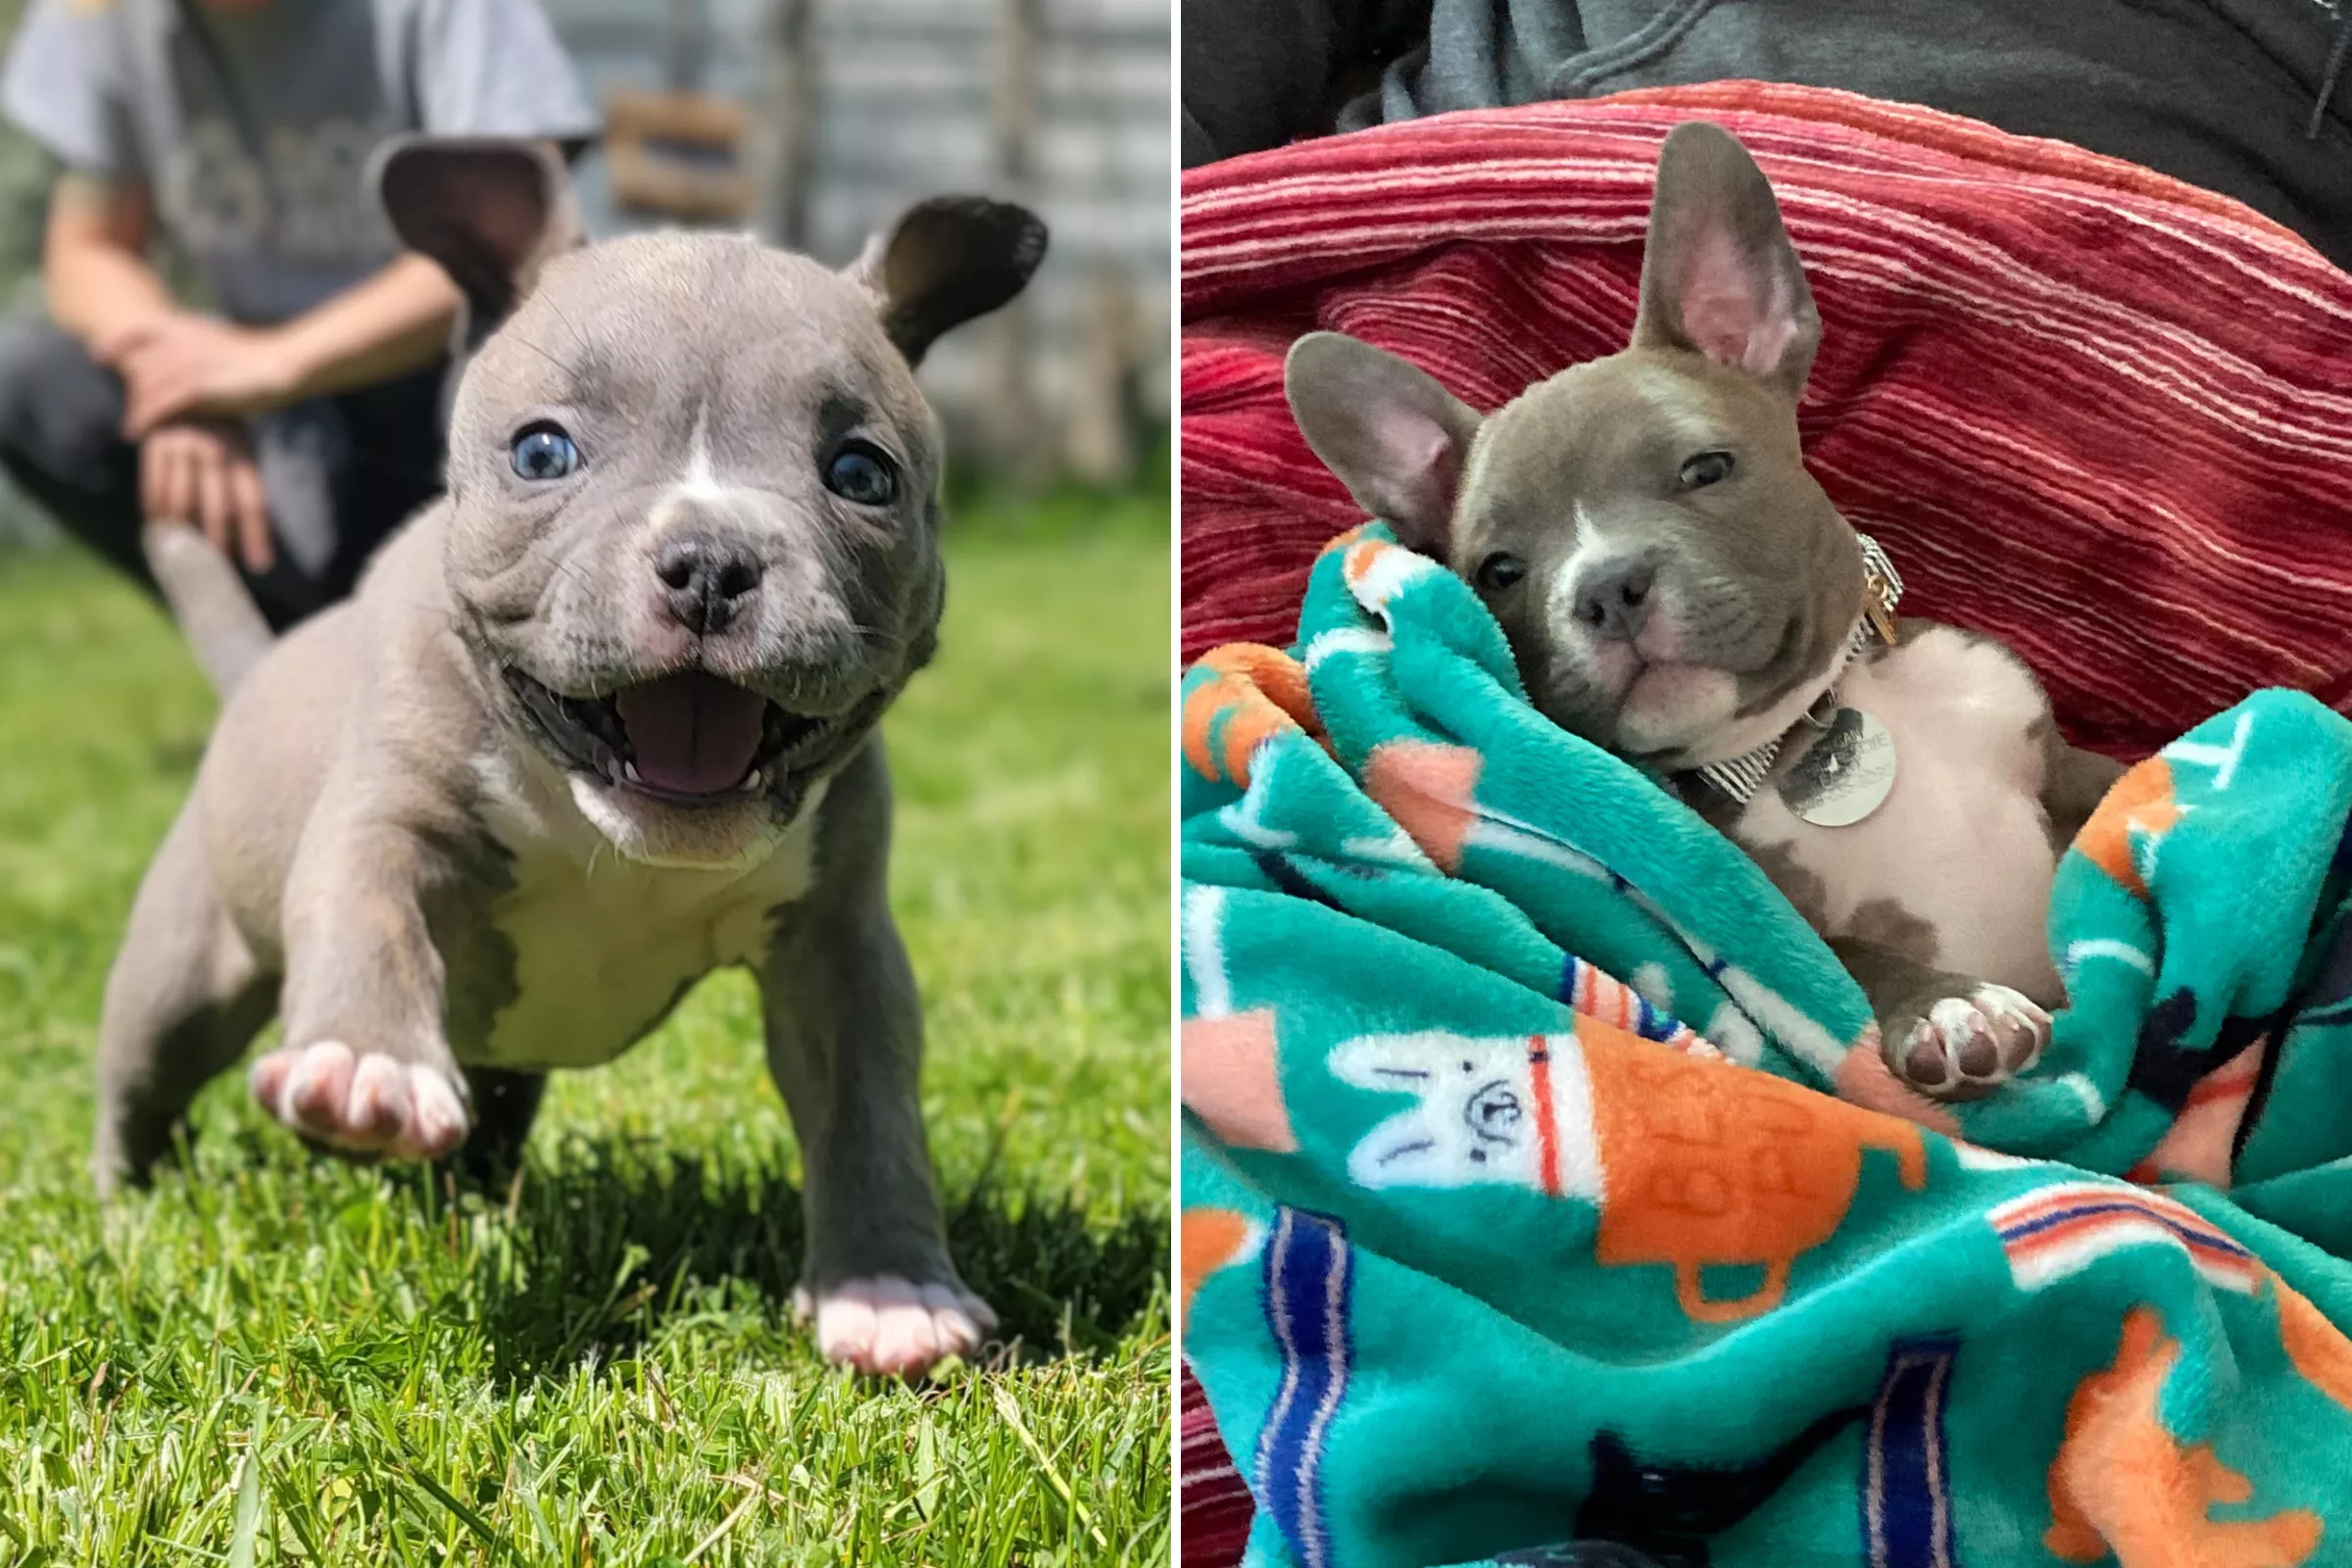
0,495,1172,1565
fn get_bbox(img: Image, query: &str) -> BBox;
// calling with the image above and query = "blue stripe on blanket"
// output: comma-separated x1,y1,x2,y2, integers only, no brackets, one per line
1255,1207,1353,1568
1863,1336,1960,1568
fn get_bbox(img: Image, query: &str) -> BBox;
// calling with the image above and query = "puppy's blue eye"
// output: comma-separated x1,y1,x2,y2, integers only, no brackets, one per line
824,442,898,507
511,424,579,481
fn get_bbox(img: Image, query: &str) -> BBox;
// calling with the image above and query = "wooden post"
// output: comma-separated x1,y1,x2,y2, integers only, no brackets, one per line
1067,268,1141,485
757,0,816,250
994,0,1045,482
665,0,710,93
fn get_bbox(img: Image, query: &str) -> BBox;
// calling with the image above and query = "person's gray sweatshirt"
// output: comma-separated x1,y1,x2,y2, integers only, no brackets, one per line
1183,0,2352,271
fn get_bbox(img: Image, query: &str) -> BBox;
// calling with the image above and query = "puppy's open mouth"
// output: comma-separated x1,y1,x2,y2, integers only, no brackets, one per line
504,666,844,805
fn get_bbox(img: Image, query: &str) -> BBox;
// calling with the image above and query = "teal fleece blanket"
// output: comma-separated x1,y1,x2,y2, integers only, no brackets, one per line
1179,523,2352,1568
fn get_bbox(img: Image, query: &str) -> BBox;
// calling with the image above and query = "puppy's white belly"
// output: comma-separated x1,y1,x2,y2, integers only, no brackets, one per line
1736,627,2061,1000
463,761,823,1069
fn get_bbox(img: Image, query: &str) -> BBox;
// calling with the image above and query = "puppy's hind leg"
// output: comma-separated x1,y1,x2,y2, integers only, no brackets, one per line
93,803,275,1196
761,740,991,1378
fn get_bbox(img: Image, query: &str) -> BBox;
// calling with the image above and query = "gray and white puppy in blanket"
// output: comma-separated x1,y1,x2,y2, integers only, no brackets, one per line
95,139,1044,1377
1284,122,2123,1101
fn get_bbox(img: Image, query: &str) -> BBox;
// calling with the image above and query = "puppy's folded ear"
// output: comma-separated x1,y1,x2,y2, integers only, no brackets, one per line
850,197,1048,367
1632,121,1822,398
373,137,580,349
1284,331,1482,557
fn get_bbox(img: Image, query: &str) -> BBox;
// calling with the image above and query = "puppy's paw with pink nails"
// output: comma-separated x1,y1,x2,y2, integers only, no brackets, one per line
792,1276,997,1377
247,1041,470,1160
1884,986,2050,1102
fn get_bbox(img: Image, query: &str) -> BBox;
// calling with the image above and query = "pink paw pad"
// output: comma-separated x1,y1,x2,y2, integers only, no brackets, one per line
248,1040,469,1160
1887,986,2051,1102
792,1275,997,1377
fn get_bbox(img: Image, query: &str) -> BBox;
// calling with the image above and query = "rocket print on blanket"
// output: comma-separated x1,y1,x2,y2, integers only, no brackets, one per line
1332,1022,1927,1321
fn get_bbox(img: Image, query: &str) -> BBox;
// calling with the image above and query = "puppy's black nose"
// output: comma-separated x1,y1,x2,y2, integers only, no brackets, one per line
653,533,763,635
1572,559,1655,641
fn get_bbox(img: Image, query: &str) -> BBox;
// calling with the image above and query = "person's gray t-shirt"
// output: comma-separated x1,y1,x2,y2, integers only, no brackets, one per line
0,0,600,324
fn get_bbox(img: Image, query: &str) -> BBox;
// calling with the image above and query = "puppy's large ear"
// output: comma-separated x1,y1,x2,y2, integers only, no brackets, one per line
850,197,1048,368
1285,331,1482,556
1632,122,1821,398
373,137,579,349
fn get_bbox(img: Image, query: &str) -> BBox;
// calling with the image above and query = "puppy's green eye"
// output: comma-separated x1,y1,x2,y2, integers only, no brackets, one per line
1679,450,1735,490
1476,552,1527,592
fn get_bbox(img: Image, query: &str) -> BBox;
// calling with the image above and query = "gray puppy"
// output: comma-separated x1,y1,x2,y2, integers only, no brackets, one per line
1285,122,2122,1102
95,139,1044,1377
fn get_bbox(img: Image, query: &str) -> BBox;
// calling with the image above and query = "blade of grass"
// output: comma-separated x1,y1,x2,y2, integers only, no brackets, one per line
680,1486,760,1564
227,1410,263,1568
991,1385,1107,1552
405,1464,519,1565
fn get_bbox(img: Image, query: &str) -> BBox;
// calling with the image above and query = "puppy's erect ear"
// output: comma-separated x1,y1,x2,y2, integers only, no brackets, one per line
1284,331,1483,556
850,197,1048,368
1632,122,1821,398
373,137,579,349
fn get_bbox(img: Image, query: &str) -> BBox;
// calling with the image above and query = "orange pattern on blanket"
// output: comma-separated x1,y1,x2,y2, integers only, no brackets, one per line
1583,1025,1928,1323
2074,759,2180,899
2126,1043,2264,1188
1182,1009,1296,1152
1181,643,1322,787
1316,523,1368,559
1833,1032,1962,1139
1339,538,1394,592
2045,1305,2321,1567
1362,740,1483,873
1181,1208,1255,1317
2274,1277,2352,1413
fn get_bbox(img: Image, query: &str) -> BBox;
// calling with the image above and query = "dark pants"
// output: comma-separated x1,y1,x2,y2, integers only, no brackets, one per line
0,318,449,632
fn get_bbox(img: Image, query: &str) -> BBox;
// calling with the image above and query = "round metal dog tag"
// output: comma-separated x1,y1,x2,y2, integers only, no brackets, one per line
1779,707,1896,827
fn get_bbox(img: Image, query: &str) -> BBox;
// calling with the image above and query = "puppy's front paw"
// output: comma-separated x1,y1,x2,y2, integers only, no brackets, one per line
1884,987,2050,1102
247,1040,470,1161
792,1275,997,1377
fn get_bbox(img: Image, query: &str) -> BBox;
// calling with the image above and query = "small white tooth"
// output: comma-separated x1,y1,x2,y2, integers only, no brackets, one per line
743,769,767,793
623,760,644,784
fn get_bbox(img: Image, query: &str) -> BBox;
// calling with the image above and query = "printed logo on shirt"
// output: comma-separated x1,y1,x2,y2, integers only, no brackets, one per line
158,115,395,264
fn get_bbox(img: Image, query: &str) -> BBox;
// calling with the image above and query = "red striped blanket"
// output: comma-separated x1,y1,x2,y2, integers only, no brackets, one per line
1179,81,2352,1565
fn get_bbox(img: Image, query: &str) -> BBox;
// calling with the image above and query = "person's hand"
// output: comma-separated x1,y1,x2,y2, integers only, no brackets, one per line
96,313,302,439
139,419,273,573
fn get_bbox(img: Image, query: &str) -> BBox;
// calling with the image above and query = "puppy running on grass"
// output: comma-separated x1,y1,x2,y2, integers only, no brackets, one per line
97,139,1044,1378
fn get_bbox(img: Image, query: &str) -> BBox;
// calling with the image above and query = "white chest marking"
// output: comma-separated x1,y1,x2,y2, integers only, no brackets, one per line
466,755,825,1069
1734,627,2061,1000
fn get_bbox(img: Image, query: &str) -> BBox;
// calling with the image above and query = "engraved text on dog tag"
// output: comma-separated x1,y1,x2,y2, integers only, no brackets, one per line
1780,707,1896,827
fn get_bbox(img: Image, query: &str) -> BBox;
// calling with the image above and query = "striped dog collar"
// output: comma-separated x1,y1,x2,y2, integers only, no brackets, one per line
1689,532,1903,808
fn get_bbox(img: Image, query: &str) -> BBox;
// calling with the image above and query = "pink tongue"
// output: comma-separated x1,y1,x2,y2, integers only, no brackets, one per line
613,672,767,796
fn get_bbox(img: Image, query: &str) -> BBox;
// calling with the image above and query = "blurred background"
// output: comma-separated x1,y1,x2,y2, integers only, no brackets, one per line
0,0,1172,547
